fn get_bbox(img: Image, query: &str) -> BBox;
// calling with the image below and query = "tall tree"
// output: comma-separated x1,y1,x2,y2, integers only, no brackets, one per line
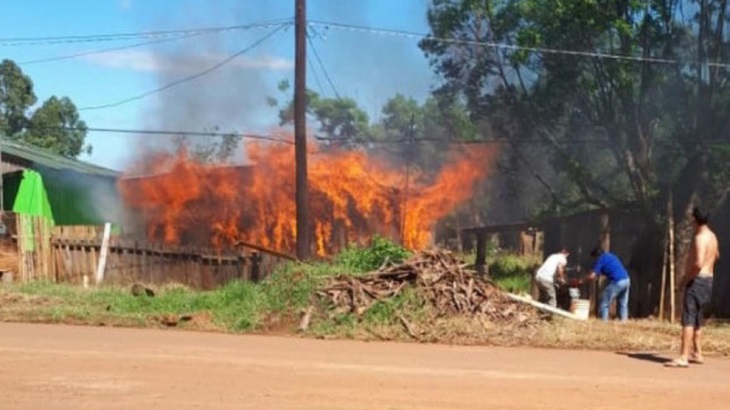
274,80,371,146
420,0,730,217
0,59,90,158
24,96,90,157
0,59,36,137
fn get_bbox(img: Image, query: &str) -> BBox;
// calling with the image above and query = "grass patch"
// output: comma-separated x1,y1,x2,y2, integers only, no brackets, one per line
0,258,355,332
2,246,730,356
335,236,411,272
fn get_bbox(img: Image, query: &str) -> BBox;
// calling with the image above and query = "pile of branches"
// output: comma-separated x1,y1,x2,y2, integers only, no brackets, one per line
314,249,539,326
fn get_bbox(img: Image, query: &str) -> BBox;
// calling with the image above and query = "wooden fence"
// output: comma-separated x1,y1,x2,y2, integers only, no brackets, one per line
0,214,295,289
51,226,295,289
0,212,54,283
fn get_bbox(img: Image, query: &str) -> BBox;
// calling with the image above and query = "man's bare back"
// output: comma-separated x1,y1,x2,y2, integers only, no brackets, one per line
688,226,719,278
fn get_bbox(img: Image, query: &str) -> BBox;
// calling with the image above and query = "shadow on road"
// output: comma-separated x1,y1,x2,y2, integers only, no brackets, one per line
615,352,670,364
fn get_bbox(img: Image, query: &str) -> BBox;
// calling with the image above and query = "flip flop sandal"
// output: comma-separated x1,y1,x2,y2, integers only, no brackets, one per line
664,358,689,368
689,356,704,365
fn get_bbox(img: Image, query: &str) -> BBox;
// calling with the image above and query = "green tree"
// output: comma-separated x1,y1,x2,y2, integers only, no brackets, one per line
0,59,90,157
420,0,730,217
273,80,372,145
0,59,36,137
25,96,90,157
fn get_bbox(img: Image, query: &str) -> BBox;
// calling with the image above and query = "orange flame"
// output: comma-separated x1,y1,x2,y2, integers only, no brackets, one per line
119,139,497,256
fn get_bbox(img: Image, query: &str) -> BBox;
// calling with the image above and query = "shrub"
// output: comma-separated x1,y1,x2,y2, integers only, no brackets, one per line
489,253,538,294
335,235,411,272
489,254,538,279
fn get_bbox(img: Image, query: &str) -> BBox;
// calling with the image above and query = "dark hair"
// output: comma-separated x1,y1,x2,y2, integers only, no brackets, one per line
590,244,604,258
692,206,709,225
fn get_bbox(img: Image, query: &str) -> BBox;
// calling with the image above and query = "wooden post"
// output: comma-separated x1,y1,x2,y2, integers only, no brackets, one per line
95,223,111,286
668,193,676,324
475,233,488,277
250,251,262,282
659,227,668,321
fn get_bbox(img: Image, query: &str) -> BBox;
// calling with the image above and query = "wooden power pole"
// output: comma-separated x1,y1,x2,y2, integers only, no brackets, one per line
294,0,310,259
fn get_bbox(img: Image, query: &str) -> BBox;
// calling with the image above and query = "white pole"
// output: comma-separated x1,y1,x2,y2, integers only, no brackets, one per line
95,223,111,286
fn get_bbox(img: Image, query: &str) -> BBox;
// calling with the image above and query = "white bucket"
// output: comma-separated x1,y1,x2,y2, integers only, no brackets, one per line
568,287,580,299
570,299,590,320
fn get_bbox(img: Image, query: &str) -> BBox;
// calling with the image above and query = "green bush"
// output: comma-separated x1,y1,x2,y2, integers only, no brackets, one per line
489,253,538,294
335,235,411,272
489,254,538,279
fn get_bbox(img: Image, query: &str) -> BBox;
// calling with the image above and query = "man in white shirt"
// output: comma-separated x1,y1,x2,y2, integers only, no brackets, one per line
534,248,570,307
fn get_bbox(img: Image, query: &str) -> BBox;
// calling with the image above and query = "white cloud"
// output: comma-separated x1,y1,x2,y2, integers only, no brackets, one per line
81,50,293,73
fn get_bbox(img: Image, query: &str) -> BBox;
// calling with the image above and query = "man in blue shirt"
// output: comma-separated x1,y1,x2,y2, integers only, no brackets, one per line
584,246,631,321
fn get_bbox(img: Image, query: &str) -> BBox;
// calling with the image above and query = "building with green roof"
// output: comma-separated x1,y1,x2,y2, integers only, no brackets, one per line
0,138,122,226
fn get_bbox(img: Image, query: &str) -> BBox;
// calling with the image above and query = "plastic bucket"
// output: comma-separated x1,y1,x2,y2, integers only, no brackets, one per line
570,299,590,320
568,287,580,299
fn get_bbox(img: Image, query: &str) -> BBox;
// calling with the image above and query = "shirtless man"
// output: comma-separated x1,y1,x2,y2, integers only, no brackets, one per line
666,206,719,368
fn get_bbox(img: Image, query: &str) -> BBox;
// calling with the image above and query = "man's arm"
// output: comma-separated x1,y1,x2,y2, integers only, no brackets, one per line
584,255,604,282
682,235,706,287
556,262,566,281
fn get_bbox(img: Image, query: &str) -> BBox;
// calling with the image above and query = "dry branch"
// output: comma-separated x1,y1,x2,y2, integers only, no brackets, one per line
316,249,539,327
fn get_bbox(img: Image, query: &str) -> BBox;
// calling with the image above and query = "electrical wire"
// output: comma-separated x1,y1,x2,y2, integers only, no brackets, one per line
19,32,204,65
307,54,326,95
306,32,341,99
25,125,294,145
308,20,730,69
0,19,292,47
24,125,730,147
78,23,290,111
18,20,292,65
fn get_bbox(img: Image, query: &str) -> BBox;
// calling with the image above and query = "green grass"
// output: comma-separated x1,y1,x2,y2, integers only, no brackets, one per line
2,247,538,334
494,275,532,294
3,259,356,332
5,258,730,355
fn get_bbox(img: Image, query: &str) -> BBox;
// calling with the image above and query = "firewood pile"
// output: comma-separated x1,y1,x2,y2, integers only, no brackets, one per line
315,249,539,325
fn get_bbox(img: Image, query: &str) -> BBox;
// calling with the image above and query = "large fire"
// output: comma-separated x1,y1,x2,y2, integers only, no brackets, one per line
119,138,496,256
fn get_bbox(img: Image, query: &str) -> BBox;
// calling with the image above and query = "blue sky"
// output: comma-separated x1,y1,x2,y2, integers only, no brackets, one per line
0,0,437,171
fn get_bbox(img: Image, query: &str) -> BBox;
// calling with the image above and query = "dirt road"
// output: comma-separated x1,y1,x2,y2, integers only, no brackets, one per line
0,322,727,409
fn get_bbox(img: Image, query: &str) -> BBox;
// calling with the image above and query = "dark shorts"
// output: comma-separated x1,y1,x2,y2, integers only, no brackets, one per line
682,276,713,328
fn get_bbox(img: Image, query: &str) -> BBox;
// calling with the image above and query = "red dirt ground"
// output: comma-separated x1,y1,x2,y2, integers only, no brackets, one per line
1,322,727,409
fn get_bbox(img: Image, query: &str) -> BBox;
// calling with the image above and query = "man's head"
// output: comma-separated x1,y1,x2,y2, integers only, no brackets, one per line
692,206,709,227
560,247,570,257
590,244,604,258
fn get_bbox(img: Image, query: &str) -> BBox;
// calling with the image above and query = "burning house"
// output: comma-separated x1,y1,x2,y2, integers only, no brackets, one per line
118,140,496,257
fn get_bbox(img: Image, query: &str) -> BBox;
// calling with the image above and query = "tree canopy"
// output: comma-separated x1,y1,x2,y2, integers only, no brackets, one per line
419,0,730,222
0,59,90,157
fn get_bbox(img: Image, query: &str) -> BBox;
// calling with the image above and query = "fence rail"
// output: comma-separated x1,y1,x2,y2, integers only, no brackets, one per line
0,215,293,289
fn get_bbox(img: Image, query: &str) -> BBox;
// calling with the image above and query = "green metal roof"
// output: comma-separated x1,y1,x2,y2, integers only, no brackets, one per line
1,138,120,178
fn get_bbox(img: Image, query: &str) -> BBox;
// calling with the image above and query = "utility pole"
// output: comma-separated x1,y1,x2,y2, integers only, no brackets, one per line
400,115,415,246
294,0,310,259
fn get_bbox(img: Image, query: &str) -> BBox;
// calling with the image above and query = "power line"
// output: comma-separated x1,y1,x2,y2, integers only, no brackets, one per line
306,32,341,99
19,32,203,65
78,23,290,111
307,53,326,95
0,19,292,47
25,124,730,147
317,135,730,145
26,125,294,145
308,20,730,69
18,20,292,65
